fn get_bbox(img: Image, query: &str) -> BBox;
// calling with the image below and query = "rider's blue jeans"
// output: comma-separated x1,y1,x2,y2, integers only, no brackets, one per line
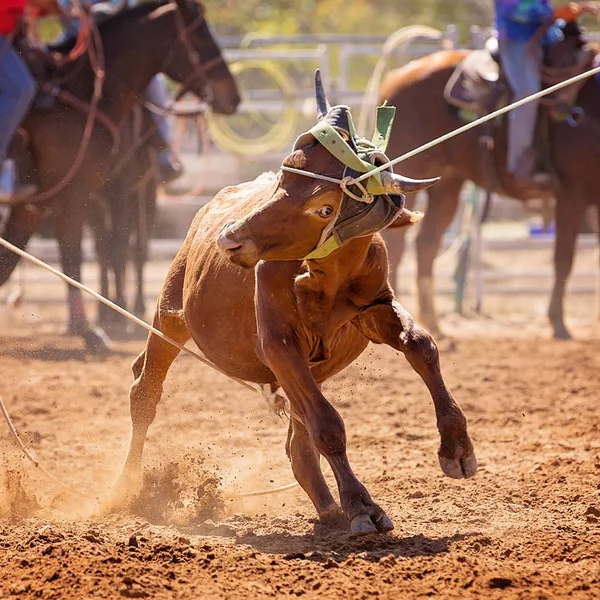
144,74,172,145
498,37,542,174
0,35,36,163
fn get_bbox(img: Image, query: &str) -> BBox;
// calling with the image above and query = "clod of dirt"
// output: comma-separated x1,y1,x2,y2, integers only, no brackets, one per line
585,506,600,517
489,577,513,589
129,453,224,526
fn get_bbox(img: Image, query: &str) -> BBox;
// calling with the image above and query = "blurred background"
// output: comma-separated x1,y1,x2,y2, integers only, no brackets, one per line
14,0,600,328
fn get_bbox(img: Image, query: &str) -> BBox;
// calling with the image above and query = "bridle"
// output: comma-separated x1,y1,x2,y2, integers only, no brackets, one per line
165,2,229,103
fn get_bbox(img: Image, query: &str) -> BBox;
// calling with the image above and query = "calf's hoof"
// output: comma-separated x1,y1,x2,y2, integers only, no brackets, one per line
438,450,478,479
350,513,394,536
348,500,394,536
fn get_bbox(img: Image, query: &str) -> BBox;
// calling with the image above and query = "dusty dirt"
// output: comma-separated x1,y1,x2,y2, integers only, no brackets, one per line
1,296,600,599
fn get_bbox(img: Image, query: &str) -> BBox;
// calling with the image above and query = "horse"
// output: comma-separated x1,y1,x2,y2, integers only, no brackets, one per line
113,72,477,536
380,21,600,339
0,0,240,352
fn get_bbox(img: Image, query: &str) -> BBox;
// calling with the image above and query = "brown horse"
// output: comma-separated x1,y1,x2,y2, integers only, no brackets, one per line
114,74,477,536
380,28,600,339
0,0,240,351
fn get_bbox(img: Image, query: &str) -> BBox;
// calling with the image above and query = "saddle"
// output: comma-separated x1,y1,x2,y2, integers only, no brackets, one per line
444,34,595,121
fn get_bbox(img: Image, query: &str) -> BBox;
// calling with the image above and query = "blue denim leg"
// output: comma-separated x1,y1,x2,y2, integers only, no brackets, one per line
498,38,542,173
0,35,36,162
144,74,172,145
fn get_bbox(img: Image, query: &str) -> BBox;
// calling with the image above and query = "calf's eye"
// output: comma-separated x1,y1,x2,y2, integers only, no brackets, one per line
317,205,334,218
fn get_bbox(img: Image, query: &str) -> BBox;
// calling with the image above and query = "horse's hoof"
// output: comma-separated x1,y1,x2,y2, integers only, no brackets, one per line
82,326,113,355
553,327,572,341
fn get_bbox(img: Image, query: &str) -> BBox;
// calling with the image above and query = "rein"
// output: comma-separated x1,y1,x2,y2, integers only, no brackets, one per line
169,5,228,103
1,3,108,207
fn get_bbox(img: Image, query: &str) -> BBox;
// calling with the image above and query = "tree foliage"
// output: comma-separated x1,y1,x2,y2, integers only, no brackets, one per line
205,0,493,40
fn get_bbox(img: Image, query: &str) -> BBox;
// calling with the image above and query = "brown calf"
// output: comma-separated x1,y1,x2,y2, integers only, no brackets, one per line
117,74,477,536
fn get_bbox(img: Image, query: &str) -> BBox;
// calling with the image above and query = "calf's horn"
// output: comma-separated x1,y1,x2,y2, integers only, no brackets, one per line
381,170,440,194
314,69,330,119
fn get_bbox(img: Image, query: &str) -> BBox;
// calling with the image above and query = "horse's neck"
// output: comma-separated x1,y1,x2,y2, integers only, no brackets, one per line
63,7,175,123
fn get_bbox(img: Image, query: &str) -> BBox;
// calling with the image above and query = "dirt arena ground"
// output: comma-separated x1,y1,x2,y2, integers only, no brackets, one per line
1,247,600,599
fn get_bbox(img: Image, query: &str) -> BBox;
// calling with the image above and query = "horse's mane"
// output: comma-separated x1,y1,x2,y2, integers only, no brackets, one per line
49,0,208,54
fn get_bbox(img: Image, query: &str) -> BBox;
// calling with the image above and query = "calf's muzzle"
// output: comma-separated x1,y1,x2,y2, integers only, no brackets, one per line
217,221,260,268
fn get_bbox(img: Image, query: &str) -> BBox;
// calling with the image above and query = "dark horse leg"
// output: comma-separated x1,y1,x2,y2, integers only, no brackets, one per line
53,195,112,354
414,176,464,335
88,198,114,328
548,191,587,339
133,175,157,318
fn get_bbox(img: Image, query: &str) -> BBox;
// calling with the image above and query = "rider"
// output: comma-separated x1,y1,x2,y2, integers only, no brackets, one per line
494,1,593,188
0,0,58,200
57,0,183,184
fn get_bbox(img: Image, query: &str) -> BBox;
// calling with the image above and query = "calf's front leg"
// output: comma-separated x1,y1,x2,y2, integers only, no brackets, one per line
353,299,477,479
255,271,393,535
259,333,394,535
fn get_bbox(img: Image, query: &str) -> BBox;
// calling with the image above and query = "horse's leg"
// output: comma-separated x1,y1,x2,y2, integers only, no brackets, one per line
133,177,155,318
110,192,131,313
117,253,189,490
353,299,477,478
89,199,113,328
381,194,416,297
53,198,112,354
548,193,587,340
415,177,463,335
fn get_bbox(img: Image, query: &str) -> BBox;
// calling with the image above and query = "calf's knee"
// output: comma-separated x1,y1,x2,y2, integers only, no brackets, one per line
404,326,439,364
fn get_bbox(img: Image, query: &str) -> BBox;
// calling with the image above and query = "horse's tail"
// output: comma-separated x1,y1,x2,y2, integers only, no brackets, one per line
0,207,43,287
357,26,448,136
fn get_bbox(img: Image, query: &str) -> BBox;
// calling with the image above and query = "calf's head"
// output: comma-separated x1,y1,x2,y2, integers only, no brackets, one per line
217,71,439,268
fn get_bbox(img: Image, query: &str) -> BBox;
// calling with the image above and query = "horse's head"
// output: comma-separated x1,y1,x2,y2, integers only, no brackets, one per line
217,72,438,268
163,0,240,115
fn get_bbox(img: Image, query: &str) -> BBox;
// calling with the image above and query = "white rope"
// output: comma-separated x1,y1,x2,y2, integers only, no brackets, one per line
0,236,305,498
280,63,600,191
0,236,260,396
351,62,600,184
280,165,343,185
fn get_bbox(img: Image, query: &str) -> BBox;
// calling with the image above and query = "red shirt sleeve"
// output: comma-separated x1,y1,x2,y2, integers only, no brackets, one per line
0,0,28,35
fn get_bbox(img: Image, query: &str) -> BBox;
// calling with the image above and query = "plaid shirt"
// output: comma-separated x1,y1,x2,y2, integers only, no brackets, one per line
494,0,554,41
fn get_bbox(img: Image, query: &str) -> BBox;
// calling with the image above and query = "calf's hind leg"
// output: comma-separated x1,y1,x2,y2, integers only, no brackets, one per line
286,417,345,526
354,299,477,479
117,258,190,490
